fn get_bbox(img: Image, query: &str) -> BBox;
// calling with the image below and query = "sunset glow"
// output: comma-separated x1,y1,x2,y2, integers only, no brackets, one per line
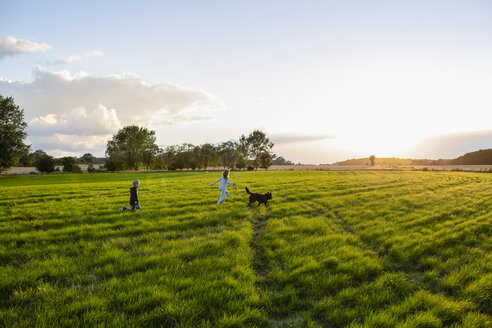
1,1,491,163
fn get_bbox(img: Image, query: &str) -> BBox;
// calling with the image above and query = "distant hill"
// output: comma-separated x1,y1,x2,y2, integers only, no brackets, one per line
450,149,492,165
333,157,413,166
332,149,492,166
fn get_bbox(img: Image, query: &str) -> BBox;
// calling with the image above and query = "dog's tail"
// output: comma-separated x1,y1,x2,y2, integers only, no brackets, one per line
245,187,252,194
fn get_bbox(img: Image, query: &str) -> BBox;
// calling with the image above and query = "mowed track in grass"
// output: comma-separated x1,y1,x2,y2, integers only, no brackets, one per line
0,171,491,327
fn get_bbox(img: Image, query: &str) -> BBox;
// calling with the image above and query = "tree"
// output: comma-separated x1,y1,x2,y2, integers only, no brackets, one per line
200,143,218,170
218,140,238,169
246,130,275,170
163,145,178,170
235,154,246,170
31,150,48,164
238,134,249,162
35,154,55,173
105,157,125,171
106,125,159,171
19,149,48,167
272,156,294,165
192,146,202,170
259,152,275,170
62,157,81,172
151,154,166,170
18,148,33,166
82,153,94,164
142,140,159,170
179,143,195,170
369,155,376,166
0,95,29,173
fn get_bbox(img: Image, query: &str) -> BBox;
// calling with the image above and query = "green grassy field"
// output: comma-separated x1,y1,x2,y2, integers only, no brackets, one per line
0,171,491,327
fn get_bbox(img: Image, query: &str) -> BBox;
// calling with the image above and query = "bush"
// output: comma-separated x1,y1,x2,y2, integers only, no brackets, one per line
35,155,55,173
247,166,255,171
235,155,246,170
72,164,82,173
151,156,166,170
105,158,125,171
62,157,77,172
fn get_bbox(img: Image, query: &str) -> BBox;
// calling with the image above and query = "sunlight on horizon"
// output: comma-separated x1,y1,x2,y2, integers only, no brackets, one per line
1,1,492,162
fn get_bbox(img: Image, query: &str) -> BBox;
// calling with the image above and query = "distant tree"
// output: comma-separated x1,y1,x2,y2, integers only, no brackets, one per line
272,156,294,165
105,157,125,171
173,152,185,170
163,145,178,170
151,154,166,170
218,140,238,169
192,146,202,170
0,95,29,173
106,125,158,170
18,148,35,166
142,140,160,170
259,152,274,170
235,153,246,170
178,143,195,170
246,130,275,170
87,163,96,173
369,155,376,166
62,157,80,172
35,154,56,173
238,134,249,162
82,153,94,164
200,143,218,170
31,150,48,165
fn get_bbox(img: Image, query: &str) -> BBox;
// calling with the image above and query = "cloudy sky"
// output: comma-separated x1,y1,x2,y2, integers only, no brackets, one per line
1,0,492,163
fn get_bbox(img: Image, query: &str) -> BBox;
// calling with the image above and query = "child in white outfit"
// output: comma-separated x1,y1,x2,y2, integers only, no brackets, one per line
211,170,236,204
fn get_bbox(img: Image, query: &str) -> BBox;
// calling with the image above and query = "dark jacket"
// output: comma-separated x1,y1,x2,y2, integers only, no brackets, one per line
130,187,138,205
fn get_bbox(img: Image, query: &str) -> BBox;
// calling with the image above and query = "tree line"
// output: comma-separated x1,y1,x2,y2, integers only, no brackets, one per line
15,149,100,173
1,94,289,173
104,126,276,171
333,149,492,166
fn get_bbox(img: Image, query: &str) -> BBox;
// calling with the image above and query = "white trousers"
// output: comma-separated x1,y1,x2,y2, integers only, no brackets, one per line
217,189,230,204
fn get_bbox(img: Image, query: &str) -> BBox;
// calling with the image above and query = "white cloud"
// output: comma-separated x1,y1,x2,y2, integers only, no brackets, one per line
0,35,51,59
53,50,104,65
270,132,335,145
0,68,223,156
0,67,223,124
26,134,111,157
29,104,121,136
82,50,104,57
55,55,82,64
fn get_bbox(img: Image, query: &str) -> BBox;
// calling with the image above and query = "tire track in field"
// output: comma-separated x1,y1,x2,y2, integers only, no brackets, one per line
250,173,491,325
249,209,317,327
250,209,270,283
249,210,276,320
250,208,298,325
331,177,491,305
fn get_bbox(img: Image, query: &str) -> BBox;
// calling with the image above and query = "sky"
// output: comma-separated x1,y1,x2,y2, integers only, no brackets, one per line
1,0,492,163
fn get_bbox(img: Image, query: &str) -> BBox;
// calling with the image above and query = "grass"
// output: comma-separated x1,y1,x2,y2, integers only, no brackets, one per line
0,170,491,327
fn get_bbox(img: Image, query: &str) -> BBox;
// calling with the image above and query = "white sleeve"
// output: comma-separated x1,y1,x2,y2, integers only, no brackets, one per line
211,177,221,186
227,181,234,185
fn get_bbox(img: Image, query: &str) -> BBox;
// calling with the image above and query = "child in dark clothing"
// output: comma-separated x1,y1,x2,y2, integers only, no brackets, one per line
120,180,140,212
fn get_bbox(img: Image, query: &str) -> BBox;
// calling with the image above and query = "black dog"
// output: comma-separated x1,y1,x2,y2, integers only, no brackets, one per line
245,187,272,207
